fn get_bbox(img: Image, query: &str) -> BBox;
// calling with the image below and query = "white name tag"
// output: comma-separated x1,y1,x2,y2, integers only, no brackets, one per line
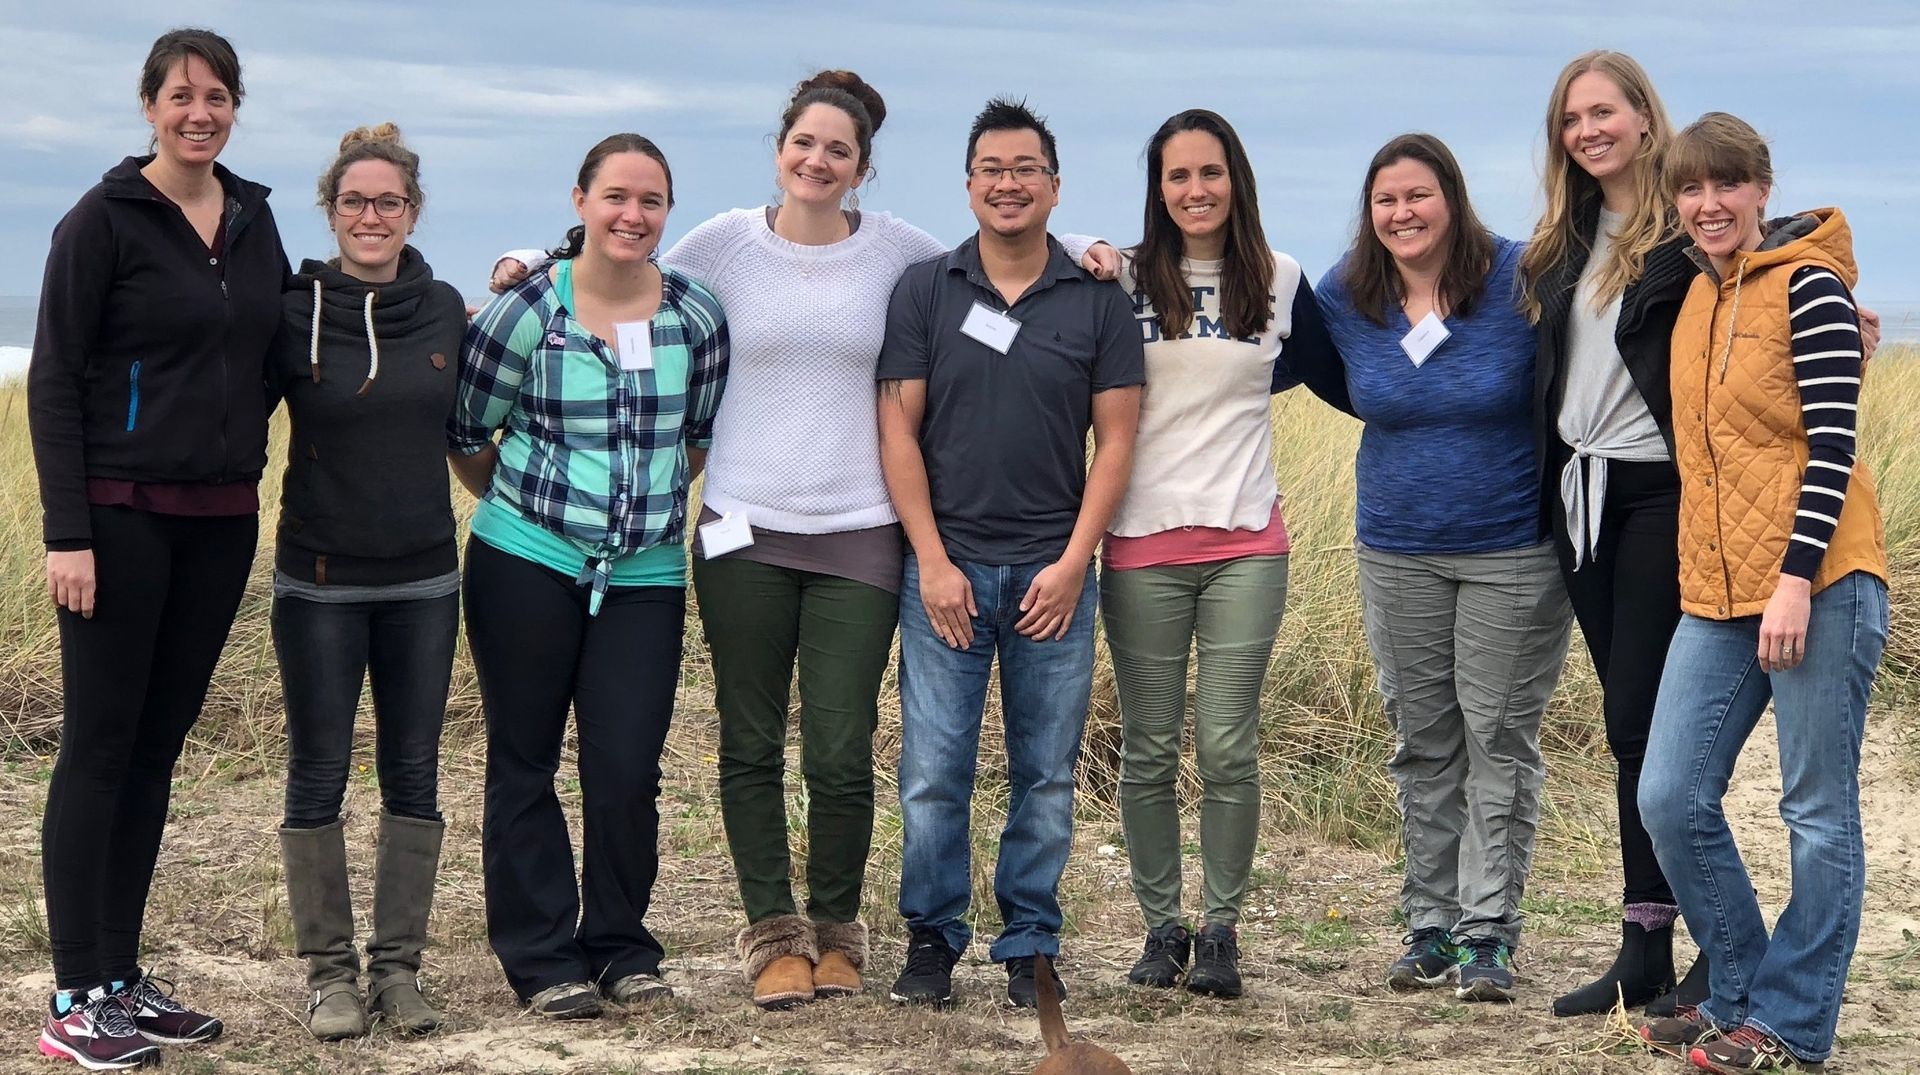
959,301,1021,354
614,319,653,372
698,511,754,558
1400,311,1450,368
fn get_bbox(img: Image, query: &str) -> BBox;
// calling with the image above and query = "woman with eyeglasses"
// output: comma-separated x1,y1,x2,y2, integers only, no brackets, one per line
269,123,468,1042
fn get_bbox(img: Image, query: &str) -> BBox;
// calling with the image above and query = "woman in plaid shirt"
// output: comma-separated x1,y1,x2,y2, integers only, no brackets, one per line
448,133,729,1020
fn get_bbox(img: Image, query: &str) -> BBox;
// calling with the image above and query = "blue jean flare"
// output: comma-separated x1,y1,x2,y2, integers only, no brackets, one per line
895,554,1097,963
1639,571,1887,1062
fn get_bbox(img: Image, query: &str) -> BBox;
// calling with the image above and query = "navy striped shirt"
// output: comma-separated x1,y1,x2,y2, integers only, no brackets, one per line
1780,265,1863,580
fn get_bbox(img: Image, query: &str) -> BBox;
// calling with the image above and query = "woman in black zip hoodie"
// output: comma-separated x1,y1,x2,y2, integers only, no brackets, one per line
28,29,286,1069
270,124,467,1043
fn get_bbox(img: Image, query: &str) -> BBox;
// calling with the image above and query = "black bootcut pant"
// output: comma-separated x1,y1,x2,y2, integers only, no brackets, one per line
1549,448,1682,908
463,537,685,1001
41,506,257,990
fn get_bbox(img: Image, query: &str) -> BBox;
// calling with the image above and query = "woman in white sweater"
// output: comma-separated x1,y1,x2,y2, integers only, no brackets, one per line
1098,109,1340,999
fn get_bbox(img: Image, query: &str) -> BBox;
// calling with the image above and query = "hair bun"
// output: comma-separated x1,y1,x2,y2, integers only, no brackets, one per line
791,69,887,134
339,121,405,152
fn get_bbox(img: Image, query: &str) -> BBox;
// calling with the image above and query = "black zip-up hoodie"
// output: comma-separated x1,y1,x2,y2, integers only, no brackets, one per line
274,247,466,586
29,155,289,548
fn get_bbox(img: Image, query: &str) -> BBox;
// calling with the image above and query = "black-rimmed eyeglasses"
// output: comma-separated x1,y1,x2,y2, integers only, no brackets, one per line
332,194,413,219
967,165,1056,184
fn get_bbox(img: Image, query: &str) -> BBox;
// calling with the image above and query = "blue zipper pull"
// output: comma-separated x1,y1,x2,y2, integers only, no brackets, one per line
126,361,142,431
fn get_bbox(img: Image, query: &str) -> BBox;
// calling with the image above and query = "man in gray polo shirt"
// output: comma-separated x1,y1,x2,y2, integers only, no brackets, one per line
876,97,1144,1010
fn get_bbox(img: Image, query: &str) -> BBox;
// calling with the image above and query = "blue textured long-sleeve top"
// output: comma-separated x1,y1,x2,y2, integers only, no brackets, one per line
1313,236,1543,554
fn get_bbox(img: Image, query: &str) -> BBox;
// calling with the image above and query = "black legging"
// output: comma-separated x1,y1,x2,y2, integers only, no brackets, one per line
1549,449,1681,907
463,536,685,1001
41,506,257,990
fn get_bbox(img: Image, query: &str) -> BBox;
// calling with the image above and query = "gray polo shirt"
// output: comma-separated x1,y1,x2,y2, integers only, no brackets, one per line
877,234,1145,565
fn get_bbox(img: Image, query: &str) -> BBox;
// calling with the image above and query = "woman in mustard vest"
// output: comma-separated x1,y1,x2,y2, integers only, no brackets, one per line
1636,112,1887,1074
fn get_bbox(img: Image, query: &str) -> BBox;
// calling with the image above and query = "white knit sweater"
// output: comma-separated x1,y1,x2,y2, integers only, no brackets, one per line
665,208,945,533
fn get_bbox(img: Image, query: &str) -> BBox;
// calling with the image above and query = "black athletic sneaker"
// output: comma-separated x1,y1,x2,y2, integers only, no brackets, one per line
38,990,160,1070
888,927,959,1006
1387,926,1458,990
1185,923,1243,999
124,969,222,1044
1454,935,1517,1002
1126,922,1191,988
1004,955,1066,1009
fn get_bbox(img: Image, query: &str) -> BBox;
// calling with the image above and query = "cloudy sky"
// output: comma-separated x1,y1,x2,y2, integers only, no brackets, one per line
4,1,1918,323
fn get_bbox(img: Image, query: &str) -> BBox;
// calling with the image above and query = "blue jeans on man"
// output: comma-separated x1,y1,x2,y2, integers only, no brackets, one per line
896,554,1098,963
1639,571,1887,1063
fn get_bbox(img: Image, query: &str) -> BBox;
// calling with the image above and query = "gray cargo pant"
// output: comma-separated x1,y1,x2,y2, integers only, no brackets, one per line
1356,540,1571,946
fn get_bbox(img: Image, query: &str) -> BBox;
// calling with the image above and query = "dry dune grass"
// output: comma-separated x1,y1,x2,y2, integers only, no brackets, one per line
0,347,1916,1073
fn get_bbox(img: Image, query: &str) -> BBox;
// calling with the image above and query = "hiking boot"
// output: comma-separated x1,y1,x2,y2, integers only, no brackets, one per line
1387,926,1457,990
1639,1003,1721,1058
603,973,673,1005
306,983,365,1043
1552,920,1675,1017
1691,1024,1825,1073
1126,922,1191,988
525,982,603,1020
1185,923,1243,999
123,969,222,1044
38,990,160,1070
888,928,958,1006
1454,935,1516,1001
1004,955,1066,1009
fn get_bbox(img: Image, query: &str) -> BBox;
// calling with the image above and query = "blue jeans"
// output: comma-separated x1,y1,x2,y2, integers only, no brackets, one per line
1640,571,1887,1062
896,554,1097,962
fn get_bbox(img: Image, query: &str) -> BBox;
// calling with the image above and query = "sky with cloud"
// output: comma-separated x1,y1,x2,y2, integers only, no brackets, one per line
3,1,1917,328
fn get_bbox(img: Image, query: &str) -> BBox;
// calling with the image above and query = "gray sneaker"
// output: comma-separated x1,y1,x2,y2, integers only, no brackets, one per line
526,982,603,1020
603,973,672,1004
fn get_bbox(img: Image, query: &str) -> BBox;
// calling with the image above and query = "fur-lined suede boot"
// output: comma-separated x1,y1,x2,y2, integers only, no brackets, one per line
812,919,867,998
738,915,816,1011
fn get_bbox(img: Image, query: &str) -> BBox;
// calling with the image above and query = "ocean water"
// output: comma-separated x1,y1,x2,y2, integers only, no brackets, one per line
0,295,33,380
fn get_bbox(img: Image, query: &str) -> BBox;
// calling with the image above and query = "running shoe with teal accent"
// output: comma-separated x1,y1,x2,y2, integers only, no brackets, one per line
1454,935,1516,1001
1387,927,1458,990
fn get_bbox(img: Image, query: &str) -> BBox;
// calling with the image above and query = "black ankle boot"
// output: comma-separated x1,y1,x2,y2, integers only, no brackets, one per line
1552,921,1675,1017
1645,950,1710,1018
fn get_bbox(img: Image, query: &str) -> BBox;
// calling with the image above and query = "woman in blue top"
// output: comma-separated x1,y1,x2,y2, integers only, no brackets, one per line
448,133,729,1020
1289,132,1571,1003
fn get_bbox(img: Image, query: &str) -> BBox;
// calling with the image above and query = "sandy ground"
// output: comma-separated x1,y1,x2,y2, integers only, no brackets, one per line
3,710,1917,1075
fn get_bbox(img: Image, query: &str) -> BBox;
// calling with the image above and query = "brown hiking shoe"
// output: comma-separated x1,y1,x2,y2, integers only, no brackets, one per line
1691,1025,1825,1073
1640,1004,1721,1057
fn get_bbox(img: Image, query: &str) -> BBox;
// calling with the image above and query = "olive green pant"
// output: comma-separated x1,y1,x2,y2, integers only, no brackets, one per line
1100,555,1288,928
692,556,898,924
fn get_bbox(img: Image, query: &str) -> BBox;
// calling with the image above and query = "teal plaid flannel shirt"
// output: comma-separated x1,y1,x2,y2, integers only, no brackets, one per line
449,264,729,602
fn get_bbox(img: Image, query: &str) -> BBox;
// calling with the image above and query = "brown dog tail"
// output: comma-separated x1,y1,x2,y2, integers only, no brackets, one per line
1035,953,1072,1054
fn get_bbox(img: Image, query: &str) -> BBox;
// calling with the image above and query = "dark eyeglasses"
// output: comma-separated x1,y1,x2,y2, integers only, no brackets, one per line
332,193,413,219
967,164,1056,184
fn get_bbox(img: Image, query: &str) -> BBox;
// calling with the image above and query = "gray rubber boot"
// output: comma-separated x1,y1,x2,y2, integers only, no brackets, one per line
279,819,366,1041
365,813,446,1034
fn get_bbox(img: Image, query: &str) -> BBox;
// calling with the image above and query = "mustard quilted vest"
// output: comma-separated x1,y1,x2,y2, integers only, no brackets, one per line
1667,208,1885,620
